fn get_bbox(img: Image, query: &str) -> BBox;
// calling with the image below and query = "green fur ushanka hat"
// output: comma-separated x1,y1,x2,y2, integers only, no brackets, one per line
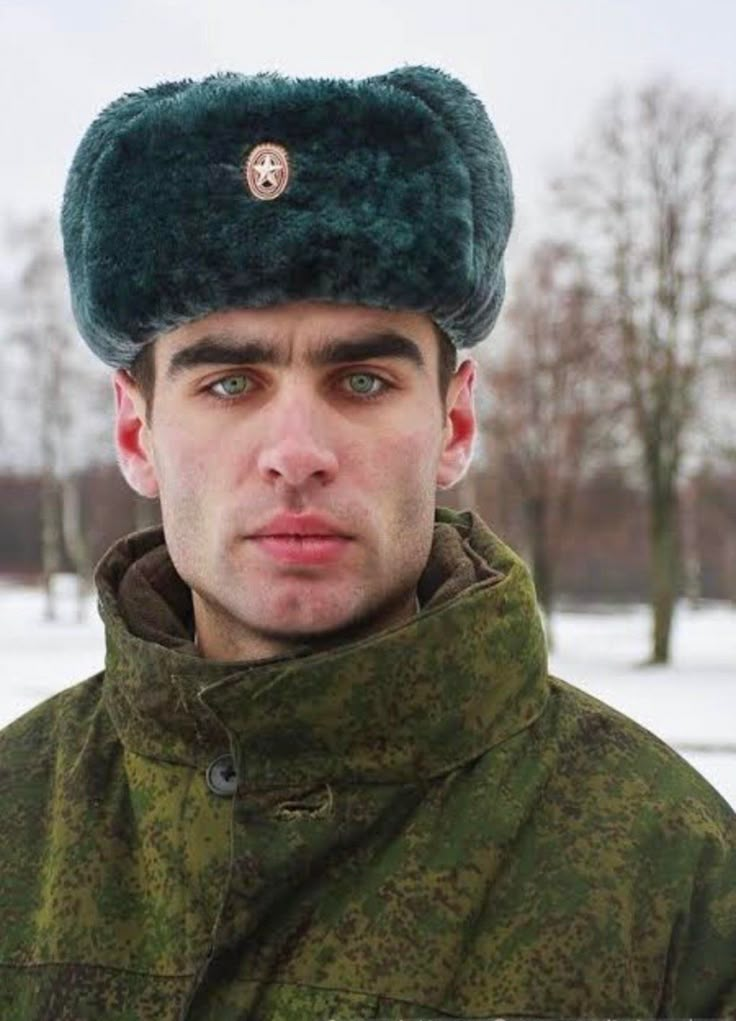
61,66,514,368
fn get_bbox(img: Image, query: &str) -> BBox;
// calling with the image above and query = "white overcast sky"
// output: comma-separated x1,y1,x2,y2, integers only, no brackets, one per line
1,0,734,263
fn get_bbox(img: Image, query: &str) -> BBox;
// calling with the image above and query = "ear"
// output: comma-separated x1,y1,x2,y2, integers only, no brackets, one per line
113,369,160,498
436,357,477,489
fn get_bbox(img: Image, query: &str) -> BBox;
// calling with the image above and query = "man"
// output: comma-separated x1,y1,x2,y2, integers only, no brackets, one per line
0,67,734,1020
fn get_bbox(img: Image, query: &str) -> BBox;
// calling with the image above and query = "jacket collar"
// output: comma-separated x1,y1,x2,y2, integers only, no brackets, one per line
96,507,549,785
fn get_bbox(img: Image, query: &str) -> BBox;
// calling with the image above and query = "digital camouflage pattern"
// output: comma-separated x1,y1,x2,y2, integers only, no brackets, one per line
1,507,734,1019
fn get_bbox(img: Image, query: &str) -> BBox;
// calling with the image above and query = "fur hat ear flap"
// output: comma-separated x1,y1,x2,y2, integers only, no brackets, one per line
379,66,513,345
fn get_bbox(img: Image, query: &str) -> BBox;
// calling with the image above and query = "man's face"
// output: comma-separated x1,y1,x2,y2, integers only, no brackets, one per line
115,301,475,661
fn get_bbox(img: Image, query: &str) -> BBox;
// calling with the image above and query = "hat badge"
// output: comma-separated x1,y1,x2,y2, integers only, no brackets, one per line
244,142,290,201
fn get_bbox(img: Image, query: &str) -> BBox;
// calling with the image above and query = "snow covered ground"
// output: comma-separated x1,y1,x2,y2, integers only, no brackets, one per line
1,576,734,808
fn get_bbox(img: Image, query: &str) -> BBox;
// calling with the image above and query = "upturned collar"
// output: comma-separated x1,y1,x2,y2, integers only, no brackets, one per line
96,507,549,785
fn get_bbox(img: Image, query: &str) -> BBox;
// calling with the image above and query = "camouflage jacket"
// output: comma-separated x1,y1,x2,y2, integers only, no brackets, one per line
1,507,734,1020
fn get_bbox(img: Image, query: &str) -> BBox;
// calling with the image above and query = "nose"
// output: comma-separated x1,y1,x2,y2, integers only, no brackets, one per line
256,385,339,488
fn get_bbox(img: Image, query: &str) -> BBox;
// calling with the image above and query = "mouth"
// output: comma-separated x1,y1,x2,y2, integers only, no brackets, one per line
249,534,352,565
255,534,348,543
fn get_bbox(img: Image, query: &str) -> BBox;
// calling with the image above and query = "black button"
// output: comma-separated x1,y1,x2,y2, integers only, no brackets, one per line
206,754,238,797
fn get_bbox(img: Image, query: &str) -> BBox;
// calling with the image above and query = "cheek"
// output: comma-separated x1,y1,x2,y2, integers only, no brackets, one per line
152,428,216,502
396,420,443,465
355,423,441,487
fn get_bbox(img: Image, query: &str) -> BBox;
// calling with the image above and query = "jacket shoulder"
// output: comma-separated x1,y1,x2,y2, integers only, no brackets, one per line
546,672,734,830
0,672,108,786
534,675,735,1016
0,673,114,833
0,673,123,963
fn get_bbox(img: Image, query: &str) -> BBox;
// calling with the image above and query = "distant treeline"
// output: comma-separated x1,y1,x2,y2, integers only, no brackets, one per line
1,463,734,605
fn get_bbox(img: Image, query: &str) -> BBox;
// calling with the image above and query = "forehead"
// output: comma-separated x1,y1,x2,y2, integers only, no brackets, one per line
154,301,440,371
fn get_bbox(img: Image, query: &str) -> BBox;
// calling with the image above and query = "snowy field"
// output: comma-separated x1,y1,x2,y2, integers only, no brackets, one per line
1,576,734,808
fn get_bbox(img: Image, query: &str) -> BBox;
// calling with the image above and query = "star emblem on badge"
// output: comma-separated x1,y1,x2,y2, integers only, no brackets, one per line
244,143,290,201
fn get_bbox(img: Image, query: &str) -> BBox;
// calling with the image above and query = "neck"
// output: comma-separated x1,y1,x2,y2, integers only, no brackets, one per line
191,589,422,662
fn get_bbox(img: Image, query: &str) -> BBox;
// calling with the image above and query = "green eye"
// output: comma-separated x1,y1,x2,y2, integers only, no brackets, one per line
346,373,383,397
207,372,388,402
212,375,250,397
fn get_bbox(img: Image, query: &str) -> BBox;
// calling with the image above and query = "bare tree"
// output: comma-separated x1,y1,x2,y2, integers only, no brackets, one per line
553,78,736,663
481,240,610,628
2,213,114,619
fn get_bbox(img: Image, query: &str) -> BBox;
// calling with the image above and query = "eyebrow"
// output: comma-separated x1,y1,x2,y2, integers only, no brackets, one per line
165,330,427,380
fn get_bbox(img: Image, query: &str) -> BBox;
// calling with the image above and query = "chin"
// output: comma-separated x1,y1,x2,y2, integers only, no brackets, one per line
247,593,366,639
266,606,356,638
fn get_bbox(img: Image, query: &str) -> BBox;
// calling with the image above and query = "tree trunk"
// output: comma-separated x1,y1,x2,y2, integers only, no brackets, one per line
648,488,680,664
525,494,555,653
724,533,736,607
40,470,61,622
60,474,93,623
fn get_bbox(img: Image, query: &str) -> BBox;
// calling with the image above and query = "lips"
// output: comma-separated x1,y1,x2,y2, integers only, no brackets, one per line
251,534,350,565
248,512,353,565
251,512,352,539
